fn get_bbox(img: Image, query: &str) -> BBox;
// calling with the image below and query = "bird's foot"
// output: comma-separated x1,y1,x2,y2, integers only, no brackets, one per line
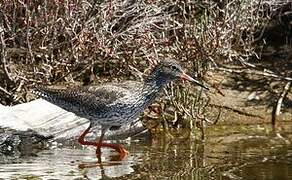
112,144,128,160
78,124,128,160
103,143,129,154
95,143,128,160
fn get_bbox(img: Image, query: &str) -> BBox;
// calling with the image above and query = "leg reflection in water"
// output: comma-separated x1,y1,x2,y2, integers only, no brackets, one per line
77,149,126,169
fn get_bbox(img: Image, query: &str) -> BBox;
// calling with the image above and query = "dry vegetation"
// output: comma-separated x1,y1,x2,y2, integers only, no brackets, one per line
0,0,291,137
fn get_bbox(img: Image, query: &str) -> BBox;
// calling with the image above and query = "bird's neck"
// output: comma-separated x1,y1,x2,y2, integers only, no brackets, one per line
144,71,169,88
139,75,168,107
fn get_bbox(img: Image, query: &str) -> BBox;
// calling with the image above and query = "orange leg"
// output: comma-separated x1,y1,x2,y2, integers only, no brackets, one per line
78,123,128,158
78,123,97,146
97,142,128,154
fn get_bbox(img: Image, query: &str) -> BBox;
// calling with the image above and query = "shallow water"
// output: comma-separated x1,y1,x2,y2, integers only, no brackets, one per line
0,124,292,180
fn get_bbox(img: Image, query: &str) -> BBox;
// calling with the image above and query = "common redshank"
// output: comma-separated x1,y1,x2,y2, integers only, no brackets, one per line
33,60,208,158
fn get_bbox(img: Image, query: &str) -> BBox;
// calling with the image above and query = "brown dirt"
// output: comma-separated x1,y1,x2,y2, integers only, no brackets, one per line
206,70,292,126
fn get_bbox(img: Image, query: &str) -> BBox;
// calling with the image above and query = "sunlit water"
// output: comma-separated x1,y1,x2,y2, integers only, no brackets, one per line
0,125,292,180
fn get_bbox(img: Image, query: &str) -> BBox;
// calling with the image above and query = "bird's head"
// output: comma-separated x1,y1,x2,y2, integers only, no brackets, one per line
148,59,209,90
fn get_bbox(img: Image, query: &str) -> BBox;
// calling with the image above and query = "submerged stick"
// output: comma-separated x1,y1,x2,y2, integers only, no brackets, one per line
272,81,291,126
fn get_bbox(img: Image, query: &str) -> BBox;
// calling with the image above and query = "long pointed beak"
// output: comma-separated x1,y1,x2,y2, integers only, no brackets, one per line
180,72,209,90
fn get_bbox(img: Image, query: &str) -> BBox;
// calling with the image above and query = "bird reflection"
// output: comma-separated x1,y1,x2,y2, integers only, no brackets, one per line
78,151,125,169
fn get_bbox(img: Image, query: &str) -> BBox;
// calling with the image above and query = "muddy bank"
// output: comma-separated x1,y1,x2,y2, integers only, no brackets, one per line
206,70,292,125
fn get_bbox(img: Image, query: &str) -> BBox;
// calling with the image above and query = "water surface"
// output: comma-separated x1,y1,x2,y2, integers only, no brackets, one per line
0,124,292,180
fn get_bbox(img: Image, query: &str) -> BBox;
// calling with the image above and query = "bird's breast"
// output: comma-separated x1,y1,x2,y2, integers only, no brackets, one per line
97,86,162,126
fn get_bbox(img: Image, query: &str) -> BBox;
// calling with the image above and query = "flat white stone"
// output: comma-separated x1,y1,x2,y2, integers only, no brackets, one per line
0,99,146,140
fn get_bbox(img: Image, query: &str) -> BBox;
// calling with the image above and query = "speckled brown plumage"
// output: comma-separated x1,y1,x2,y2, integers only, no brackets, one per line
33,59,208,158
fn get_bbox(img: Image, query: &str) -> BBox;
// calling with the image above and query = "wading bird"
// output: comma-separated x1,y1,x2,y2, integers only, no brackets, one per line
33,60,208,158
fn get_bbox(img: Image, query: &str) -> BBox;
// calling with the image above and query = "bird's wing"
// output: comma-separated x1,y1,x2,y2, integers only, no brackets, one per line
82,84,129,104
33,82,139,118
34,85,124,106
83,81,142,101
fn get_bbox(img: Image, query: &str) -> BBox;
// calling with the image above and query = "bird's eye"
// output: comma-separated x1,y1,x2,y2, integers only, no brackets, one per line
171,65,178,71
